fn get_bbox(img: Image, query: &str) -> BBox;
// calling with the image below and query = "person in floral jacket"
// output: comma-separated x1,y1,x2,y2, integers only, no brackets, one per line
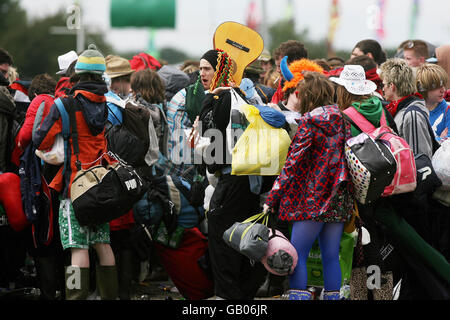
264,72,354,300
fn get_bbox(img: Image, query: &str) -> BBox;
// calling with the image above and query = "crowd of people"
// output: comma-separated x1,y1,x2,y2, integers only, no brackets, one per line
0,33,449,301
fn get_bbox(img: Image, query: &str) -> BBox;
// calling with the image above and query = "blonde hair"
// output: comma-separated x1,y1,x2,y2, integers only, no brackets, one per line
415,63,448,98
379,58,416,97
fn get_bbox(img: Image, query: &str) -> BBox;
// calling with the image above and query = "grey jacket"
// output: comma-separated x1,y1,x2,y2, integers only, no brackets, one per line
394,99,434,159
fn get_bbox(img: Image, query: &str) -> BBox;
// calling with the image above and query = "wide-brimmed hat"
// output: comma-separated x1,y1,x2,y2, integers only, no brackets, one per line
258,49,272,62
329,64,377,95
56,50,78,75
105,55,134,78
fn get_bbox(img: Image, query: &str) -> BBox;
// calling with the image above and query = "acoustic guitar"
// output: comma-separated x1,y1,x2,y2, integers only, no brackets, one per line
213,21,264,86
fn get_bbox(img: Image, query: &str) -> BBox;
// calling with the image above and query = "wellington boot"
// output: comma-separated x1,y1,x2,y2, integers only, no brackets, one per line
36,256,57,300
287,289,312,300
255,273,287,297
65,266,90,300
96,265,118,300
323,290,340,300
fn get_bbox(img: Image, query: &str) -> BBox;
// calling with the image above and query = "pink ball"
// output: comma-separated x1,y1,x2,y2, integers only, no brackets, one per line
261,229,298,276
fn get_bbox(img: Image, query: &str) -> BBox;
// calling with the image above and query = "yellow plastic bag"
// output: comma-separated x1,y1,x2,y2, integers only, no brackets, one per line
231,105,291,176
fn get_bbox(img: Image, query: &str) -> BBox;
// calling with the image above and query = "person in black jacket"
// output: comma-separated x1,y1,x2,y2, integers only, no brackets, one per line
195,49,267,299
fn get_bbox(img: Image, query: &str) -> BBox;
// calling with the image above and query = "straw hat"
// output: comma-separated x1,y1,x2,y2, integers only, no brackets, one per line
105,55,134,78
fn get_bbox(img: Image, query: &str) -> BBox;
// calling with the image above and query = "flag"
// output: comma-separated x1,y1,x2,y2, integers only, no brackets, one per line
409,0,420,38
327,0,339,44
246,1,261,31
375,0,386,41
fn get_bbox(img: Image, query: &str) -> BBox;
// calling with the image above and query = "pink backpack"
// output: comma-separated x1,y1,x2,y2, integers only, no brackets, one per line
344,107,417,197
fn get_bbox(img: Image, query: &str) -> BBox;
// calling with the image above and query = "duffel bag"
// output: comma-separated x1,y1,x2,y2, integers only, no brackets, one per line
223,211,270,261
71,162,148,226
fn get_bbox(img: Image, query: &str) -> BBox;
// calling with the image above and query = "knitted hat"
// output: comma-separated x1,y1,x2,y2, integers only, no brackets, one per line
105,55,134,78
201,50,219,71
75,44,106,75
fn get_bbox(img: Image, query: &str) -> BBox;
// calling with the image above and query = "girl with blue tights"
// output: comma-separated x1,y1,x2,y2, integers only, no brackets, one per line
264,70,355,301
289,221,344,300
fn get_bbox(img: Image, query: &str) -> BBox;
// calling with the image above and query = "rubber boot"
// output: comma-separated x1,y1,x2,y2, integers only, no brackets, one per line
287,289,312,300
117,250,133,300
95,265,118,300
65,266,90,300
323,290,341,300
255,273,287,297
36,256,57,300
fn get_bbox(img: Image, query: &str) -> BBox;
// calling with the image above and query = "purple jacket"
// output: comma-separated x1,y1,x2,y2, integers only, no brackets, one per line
265,105,353,221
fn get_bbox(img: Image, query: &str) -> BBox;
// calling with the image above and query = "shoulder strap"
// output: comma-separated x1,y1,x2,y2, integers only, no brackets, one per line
54,98,71,175
54,98,69,139
67,96,82,171
343,107,377,133
404,103,441,154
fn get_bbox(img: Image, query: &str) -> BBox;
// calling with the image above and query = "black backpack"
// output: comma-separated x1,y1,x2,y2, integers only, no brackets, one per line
18,144,54,246
105,104,149,167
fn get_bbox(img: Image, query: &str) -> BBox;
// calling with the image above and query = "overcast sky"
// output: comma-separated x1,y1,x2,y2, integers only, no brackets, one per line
19,0,450,58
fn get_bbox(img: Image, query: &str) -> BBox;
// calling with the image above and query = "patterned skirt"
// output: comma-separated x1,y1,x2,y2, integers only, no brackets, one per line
313,182,354,223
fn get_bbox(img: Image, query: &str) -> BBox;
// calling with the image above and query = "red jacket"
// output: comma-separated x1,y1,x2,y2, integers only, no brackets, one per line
265,105,353,221
55,77,73,98
17,94,55,150
33,82,113,195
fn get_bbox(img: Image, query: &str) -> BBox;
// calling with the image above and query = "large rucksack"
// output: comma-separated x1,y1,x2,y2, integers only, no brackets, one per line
105,103,150,167
343,107,417,204
18,143,54,246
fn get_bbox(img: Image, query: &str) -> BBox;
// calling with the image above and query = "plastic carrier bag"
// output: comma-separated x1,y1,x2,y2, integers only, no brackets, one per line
231,104,291,176
432,139,450,190
306,232,356,287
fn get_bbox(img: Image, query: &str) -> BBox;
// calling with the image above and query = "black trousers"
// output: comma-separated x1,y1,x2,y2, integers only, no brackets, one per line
207,174,266,299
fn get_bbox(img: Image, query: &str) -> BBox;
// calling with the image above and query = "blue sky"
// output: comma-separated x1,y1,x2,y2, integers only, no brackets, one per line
19,0,450,58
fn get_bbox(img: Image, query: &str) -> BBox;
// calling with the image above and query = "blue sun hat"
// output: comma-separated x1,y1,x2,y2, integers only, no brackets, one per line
240,78,257,99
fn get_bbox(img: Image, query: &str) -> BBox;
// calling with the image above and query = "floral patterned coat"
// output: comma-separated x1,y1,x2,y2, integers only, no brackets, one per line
265,104,353,222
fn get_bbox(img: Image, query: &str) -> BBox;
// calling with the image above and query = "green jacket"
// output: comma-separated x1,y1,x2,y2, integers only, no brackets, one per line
350,96,388,137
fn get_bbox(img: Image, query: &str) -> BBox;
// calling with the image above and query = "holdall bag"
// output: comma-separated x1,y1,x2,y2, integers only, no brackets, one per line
58,96,148,226
223,211,270,261
71,160,148,226
345,133,396,205
344,107,417,198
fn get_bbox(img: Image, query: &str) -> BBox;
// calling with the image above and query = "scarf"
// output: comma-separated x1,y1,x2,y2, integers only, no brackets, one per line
385,93,423,117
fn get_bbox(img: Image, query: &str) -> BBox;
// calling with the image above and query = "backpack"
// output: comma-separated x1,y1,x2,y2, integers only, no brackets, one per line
18,144,54,246
105,104,148,167
343,107,417,204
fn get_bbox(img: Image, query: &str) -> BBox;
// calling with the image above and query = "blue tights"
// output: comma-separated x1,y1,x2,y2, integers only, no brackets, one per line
289,220,344,291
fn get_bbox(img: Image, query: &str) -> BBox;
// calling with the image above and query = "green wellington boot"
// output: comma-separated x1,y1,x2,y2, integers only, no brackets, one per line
65,266,90,300
95,265,118,300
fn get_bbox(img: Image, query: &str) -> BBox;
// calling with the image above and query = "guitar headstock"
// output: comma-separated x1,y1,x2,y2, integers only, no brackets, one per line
213,21,264,86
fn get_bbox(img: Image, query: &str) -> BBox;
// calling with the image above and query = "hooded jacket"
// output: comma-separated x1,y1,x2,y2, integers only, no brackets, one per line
265,104,353,221
33,81,112,195
0,87,16,172
17,94,55,149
